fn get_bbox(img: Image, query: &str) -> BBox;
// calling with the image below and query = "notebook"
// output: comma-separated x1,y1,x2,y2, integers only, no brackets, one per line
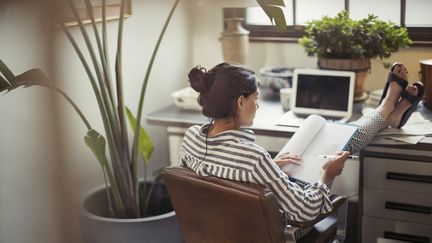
277,115,358,183
282,69,355,125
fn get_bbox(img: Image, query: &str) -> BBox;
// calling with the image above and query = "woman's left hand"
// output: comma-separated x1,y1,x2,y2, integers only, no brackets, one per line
274,153,302,175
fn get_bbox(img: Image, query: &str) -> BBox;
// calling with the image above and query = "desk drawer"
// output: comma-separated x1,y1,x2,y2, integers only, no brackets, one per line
363,188,432,225
363,157,432,194
362,216,432,243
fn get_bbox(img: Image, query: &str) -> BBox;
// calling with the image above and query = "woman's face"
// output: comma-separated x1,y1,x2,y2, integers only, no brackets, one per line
237,91,259,127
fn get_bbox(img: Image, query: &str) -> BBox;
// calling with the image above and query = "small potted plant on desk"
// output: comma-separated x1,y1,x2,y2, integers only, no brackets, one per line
299,11,412,101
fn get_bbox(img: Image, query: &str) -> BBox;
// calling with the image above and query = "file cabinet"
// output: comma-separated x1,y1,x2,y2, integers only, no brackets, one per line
359,146,432,243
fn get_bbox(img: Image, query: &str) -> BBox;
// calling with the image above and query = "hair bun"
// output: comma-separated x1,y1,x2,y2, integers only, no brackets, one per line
188,66,207,92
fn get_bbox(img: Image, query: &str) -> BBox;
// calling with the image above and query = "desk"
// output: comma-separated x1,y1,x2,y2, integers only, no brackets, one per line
358,103,432,243
147,98,432,242
359,145,432,243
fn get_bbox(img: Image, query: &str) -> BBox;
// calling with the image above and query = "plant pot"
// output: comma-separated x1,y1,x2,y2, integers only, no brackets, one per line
318,58,370,102
419,59,432,109
79,182,184,243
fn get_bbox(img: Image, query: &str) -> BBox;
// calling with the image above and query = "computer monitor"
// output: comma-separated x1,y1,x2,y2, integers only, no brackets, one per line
291,69,355,119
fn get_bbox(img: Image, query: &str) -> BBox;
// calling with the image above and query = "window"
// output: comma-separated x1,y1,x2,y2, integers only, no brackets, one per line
225,0,432,46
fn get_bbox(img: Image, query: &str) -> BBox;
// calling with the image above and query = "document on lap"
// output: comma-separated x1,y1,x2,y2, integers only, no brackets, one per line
277,115,358,183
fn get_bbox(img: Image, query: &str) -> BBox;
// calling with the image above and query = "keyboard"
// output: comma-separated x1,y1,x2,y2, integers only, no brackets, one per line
276,111,350,127
294,113,350,122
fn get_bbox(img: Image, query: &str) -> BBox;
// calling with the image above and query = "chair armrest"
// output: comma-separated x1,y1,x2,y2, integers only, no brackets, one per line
287,194,347,228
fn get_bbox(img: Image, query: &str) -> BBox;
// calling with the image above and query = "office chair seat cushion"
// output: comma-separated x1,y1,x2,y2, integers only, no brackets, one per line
297,215,337,243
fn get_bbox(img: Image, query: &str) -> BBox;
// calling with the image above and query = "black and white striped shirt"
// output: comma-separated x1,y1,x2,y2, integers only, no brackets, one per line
179,124,333,222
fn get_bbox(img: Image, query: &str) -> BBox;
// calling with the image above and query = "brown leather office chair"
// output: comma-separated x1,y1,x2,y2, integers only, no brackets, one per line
162,166,348,243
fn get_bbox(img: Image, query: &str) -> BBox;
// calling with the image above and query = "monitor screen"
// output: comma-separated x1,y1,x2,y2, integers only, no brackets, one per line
295,74,351,111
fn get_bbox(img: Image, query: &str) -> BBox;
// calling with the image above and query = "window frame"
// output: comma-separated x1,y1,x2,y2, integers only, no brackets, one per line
224,0,432,47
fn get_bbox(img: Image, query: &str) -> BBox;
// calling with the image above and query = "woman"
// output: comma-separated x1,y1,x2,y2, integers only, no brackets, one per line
179,62,421,239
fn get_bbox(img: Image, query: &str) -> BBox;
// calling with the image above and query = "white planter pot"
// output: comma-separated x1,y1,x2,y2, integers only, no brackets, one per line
79,182,184,243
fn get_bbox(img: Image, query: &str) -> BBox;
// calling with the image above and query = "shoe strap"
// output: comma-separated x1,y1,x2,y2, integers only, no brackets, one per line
401,90,418,104
387,72,408,90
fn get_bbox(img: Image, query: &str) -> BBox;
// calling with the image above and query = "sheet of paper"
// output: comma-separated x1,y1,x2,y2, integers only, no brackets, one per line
370,136,411,145
378,122,432,136
277,115,325,157
387,135,425,144
278,115,358,183
275,111,306,127
289,122,358,183
375,111,432,136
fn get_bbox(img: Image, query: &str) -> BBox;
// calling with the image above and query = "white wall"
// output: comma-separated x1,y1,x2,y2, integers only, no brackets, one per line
0,0,192,242
0,2,63,243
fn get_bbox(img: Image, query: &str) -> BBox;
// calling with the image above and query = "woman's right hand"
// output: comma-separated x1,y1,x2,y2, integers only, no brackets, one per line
319,151,349,185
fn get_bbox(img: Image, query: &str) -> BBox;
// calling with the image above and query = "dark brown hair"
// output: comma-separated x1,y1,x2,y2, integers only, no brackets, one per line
188,62,258,119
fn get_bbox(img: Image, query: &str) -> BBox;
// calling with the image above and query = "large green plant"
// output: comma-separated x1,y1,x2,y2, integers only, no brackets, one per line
299,11,412,60
0,0,178,218
0,0,287,219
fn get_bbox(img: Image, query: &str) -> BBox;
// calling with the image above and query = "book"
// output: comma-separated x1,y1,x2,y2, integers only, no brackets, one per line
364,89,383,107
277,114,358,183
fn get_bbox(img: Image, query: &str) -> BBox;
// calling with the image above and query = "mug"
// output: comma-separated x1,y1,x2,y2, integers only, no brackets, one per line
280,88,292,111
419,59,432,109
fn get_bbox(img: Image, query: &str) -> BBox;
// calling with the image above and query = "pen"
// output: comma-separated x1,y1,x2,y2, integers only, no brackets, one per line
318,155,359,160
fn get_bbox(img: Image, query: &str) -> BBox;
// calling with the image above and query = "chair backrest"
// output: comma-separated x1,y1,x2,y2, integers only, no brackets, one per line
162,166,286,243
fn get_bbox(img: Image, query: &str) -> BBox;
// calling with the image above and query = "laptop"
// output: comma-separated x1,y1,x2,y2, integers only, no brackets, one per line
277,68,355,126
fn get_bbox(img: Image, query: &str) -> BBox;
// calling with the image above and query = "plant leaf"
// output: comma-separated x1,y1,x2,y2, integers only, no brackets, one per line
84,129,109,166
0,59,15,82
125,107,153,164
0,74,9,90
12,68,48,86
131,0,178,172
84,129,128,216
256,0,287,32
0,68,48,93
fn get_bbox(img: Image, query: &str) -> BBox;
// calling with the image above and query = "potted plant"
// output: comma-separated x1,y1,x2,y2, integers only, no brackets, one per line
0,0,289,242
299,11,412,100
1,0,183,242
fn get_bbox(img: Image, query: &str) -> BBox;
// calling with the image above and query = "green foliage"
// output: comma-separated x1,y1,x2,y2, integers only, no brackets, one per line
298,11,412,59
256,0,287,32
1,0,288,219
126,107,154,164
61,0,180,218
1,0,179,219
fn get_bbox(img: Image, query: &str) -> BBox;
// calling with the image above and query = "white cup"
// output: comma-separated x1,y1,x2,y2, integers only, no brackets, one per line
280,88,292,111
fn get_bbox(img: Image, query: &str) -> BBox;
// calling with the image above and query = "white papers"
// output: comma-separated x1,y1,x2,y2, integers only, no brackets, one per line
378,113,432,136
277,115,324,156
365,89,383,107
389,135,425,144
277,115,358,183
368,111,432,145
276,111,306,127
370,135,425,145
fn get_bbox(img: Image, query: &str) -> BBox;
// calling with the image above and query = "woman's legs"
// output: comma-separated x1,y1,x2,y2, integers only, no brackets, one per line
384,85,419,128
344,64,418,154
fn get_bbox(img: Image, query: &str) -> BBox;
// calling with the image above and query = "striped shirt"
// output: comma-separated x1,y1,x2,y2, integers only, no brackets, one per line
179,123,333,223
